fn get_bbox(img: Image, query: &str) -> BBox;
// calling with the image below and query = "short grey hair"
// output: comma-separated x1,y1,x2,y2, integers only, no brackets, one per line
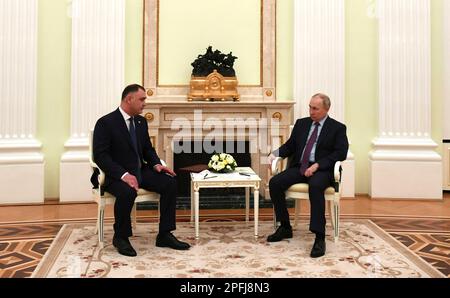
312,93,331,109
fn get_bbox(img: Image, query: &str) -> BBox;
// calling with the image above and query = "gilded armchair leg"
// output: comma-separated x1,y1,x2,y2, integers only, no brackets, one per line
95,203,101,235
334,201,340,243
131,203,137,229
190,180,194,223
329,200,336,231
245,187,250,222
99,207,105,248
254,189,259,238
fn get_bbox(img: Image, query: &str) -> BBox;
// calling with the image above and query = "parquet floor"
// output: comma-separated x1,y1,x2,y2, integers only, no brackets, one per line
0,195,449,278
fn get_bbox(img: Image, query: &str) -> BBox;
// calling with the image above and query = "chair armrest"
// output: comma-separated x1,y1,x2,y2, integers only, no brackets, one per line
333,161,342,182
89,159,106,186
160,159,167,167
333,161,342,192
271,157,284,175
91,159,168,187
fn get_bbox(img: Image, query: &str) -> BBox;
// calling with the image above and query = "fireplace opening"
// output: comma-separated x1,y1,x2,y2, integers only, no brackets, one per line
173,140,251,200
138,140,279,210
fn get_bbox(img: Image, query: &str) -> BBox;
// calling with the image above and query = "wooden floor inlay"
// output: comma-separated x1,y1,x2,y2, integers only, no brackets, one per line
0,217,448,277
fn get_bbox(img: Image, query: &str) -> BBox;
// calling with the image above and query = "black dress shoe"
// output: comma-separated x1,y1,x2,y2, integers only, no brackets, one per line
310,238,326,258
113,236,137,257
267,225,293,242
156,232,190,250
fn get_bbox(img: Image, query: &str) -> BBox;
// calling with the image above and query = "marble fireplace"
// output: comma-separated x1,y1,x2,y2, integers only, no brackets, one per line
142,101,294,199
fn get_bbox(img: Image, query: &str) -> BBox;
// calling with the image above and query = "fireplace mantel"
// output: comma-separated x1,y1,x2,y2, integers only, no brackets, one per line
143,101,294,198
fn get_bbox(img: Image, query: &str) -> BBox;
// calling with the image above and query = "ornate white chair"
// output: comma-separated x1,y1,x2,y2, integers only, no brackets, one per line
271,158,343,242
88,130,161,247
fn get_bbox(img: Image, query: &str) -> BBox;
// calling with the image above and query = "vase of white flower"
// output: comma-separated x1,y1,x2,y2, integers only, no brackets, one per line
207,153,237,173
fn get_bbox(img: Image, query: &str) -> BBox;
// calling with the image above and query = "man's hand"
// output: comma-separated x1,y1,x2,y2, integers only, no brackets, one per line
154,164,177,177
122,173,139,191
304,163,319,177
268,153,276,166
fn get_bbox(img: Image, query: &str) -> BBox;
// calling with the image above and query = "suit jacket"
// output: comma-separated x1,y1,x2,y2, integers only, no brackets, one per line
273,116,349,173
91,108,160,188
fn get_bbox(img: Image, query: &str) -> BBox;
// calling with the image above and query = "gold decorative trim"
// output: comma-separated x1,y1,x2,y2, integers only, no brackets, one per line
265,89,273,97
272,112,282,120
188,70,240,102
147,89,154,97
145,112,155,122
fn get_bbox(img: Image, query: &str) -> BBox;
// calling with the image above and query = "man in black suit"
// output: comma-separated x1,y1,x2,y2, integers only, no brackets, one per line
92,84,190,257
267,93,348,258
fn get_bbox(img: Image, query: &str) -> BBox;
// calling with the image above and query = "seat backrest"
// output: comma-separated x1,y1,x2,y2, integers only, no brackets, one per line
88,129,95,167
89,129,106,187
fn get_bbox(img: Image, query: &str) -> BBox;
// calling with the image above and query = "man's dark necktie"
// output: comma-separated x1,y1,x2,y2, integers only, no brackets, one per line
300,122,319,176
129,117,142,183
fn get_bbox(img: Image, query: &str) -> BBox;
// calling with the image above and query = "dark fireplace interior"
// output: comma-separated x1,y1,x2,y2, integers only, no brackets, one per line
174,140,251,199
138,140,276,210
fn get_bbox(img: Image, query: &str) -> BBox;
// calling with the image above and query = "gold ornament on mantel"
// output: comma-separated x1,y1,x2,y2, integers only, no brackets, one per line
188,70,239,102
187,46,240,102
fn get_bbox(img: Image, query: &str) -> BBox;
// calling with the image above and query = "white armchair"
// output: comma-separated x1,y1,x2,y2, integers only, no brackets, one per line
271,157,342,242
88,130,162,248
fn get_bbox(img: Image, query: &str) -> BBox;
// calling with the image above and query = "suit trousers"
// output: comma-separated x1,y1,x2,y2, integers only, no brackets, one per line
269,166,332,235
104,166,177,238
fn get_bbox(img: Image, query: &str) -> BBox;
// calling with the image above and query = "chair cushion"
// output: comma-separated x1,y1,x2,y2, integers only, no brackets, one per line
92,188,159,202
287,183,335,195
137,189,153,195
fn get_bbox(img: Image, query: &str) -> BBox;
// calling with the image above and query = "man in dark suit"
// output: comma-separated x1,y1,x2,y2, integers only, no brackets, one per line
92,84,190,257
267,93,348,258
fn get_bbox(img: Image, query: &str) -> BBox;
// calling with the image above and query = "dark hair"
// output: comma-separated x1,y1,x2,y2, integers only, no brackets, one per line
121,84,145,101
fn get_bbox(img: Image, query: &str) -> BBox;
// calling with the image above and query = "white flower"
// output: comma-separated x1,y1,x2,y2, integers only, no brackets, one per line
225,155,234,164
208,153,237,172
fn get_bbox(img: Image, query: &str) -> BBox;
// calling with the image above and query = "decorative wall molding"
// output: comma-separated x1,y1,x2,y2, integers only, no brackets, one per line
370,0,442,199
0,0,44,204
60,0,125,202
443,0,450,141
293,0,345,122
443,0,450,190
66,0,125,142
293,0,354,197
377,0,431,138
0,0,39,143
143,0,276,102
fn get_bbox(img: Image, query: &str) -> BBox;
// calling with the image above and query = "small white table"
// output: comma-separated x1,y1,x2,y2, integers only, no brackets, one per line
190,167,261,239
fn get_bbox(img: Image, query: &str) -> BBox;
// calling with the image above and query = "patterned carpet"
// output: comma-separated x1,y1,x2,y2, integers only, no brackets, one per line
0,216,448,278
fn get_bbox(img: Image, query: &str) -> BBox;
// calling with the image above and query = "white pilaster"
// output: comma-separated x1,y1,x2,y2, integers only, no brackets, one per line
370,0,442,199
293,0,354,197
0,0,44,204
443,0,450,190
60,0,125,202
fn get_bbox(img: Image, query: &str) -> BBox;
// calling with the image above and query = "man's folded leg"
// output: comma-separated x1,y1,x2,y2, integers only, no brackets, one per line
104,180,138,256
140,167,191,250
